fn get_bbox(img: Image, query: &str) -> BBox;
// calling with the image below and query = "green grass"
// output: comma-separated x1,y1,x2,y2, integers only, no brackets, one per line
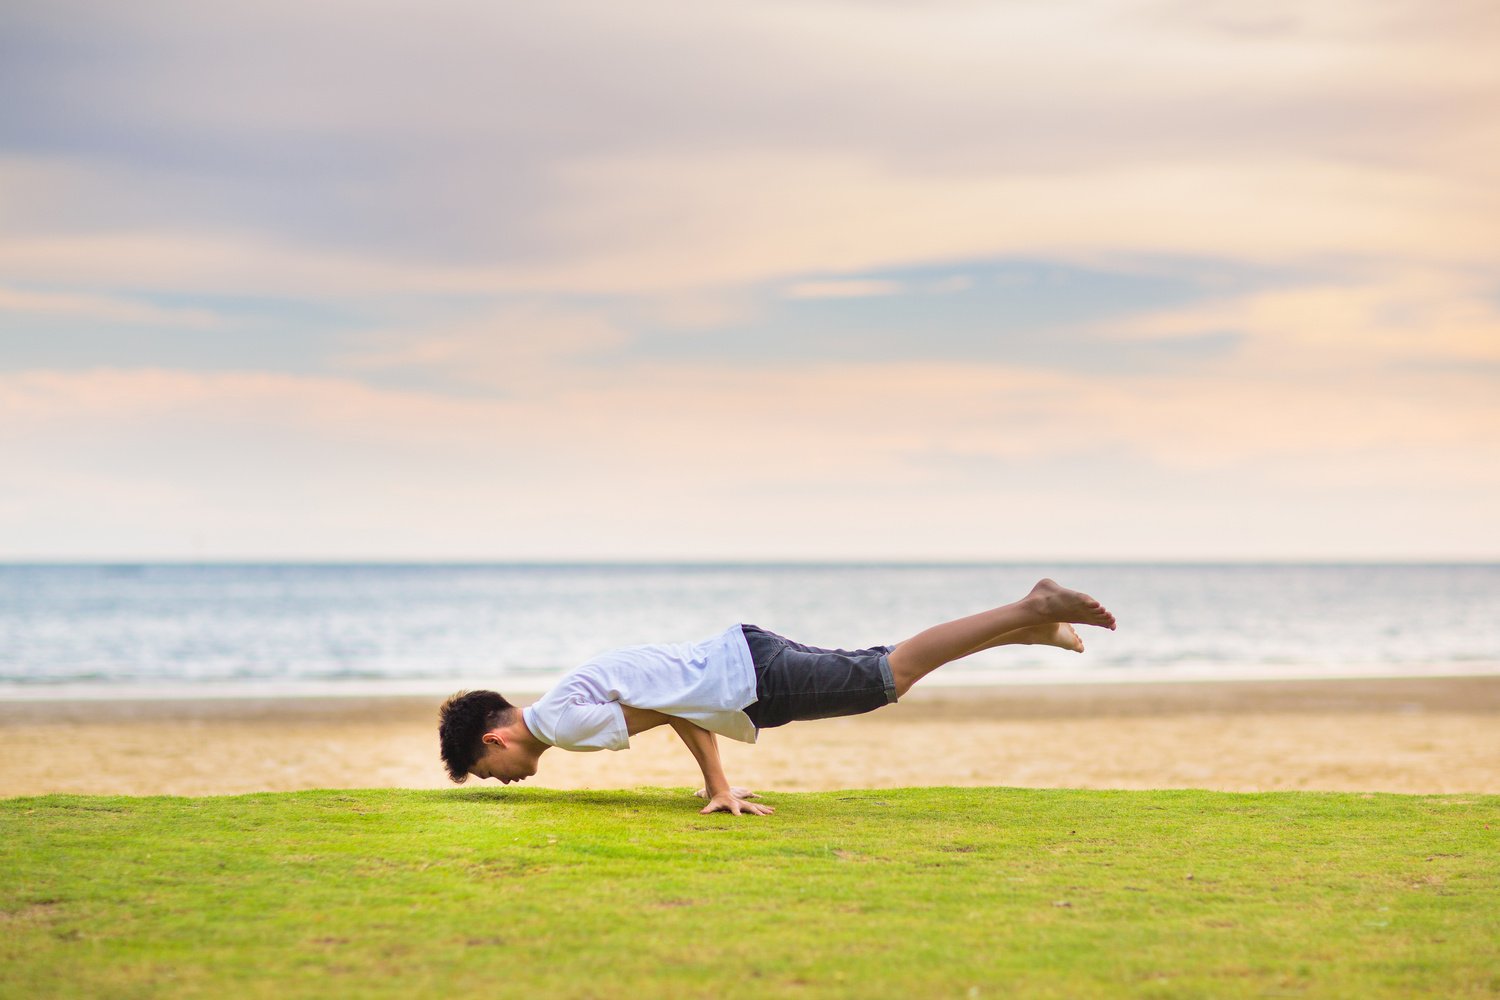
3,787,1498,998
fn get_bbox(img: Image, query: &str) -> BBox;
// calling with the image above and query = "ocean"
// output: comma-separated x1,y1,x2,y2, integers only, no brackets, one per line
1,563,1497,699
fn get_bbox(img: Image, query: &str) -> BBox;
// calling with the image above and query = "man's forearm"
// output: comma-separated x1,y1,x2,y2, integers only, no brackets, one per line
668,718,730,797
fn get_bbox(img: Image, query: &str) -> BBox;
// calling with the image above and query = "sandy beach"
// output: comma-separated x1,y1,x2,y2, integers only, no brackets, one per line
4,675,1498,798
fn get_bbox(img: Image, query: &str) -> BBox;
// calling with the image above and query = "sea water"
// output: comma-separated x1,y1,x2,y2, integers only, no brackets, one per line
1,563,1497,699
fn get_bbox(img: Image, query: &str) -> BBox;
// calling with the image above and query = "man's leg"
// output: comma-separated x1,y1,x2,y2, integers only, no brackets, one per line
960,621,1085,657
886,579,1115,697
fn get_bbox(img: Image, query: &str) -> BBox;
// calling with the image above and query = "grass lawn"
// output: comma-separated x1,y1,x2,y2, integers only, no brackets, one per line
3,786,1497,998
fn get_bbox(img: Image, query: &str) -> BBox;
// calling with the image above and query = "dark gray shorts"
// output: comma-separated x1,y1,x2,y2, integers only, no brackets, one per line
739,624,898,730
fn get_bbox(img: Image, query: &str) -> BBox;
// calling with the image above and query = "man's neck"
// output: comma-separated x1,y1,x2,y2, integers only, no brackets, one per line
513,710,550,755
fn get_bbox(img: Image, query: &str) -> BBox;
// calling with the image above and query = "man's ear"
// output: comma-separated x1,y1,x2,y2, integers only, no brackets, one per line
481,730,507,747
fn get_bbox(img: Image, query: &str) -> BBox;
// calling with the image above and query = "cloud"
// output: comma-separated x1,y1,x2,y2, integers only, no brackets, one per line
2,1,1497,298
924,276,973,295
525,151,1499,294
0,285,221,328
4,348,1496,559
2,1,1497,558
1092,266,1500,368
0,224,433,299
7,150,1489,305
780,275,973,300
782,279,904,300
340,304,632,391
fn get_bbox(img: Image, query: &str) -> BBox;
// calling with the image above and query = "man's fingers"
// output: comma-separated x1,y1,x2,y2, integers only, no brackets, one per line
698,795,774,816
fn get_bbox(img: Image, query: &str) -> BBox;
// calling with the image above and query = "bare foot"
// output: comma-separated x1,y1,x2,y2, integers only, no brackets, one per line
1025,579,1117,630
1005,622,1086,652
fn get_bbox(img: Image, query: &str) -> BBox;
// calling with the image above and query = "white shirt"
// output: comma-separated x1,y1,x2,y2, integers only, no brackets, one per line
522,624,759,751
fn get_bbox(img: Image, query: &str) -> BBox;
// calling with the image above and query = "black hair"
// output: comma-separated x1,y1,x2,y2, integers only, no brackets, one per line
438,689,516,783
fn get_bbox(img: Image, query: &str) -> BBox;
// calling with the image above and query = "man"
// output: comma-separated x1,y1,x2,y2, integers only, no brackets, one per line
439,578,1116,815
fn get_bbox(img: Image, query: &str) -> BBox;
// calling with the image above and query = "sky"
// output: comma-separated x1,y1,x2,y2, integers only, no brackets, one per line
2,0,1498,561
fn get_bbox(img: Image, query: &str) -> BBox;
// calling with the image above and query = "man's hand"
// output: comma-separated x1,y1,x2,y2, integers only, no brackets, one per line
699,791,775,816
693,786,759,800
663,717,770,815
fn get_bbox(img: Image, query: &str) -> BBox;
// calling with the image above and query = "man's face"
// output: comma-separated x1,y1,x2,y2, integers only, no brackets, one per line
469,738,539,785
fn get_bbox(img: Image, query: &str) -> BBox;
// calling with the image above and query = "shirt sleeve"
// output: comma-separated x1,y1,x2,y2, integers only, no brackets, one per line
552,699,630,751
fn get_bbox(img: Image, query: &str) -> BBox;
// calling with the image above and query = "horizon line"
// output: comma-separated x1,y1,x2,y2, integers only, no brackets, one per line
2,557,1498,568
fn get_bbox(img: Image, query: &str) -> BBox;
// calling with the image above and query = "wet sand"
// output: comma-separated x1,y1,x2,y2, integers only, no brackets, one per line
3,675,1498,798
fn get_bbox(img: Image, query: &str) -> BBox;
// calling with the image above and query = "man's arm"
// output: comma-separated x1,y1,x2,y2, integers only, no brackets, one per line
668,718,773,816
619,706,774,816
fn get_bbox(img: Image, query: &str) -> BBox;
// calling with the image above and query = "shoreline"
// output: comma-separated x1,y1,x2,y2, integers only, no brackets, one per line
5,673,1500,722
4,674,1498,798
4,659,1499,705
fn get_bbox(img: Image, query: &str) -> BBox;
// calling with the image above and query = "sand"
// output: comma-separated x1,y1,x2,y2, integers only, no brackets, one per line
3,676,1498,798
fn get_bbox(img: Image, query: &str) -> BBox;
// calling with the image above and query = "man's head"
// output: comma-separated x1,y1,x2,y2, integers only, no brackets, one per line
438,690,542,784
